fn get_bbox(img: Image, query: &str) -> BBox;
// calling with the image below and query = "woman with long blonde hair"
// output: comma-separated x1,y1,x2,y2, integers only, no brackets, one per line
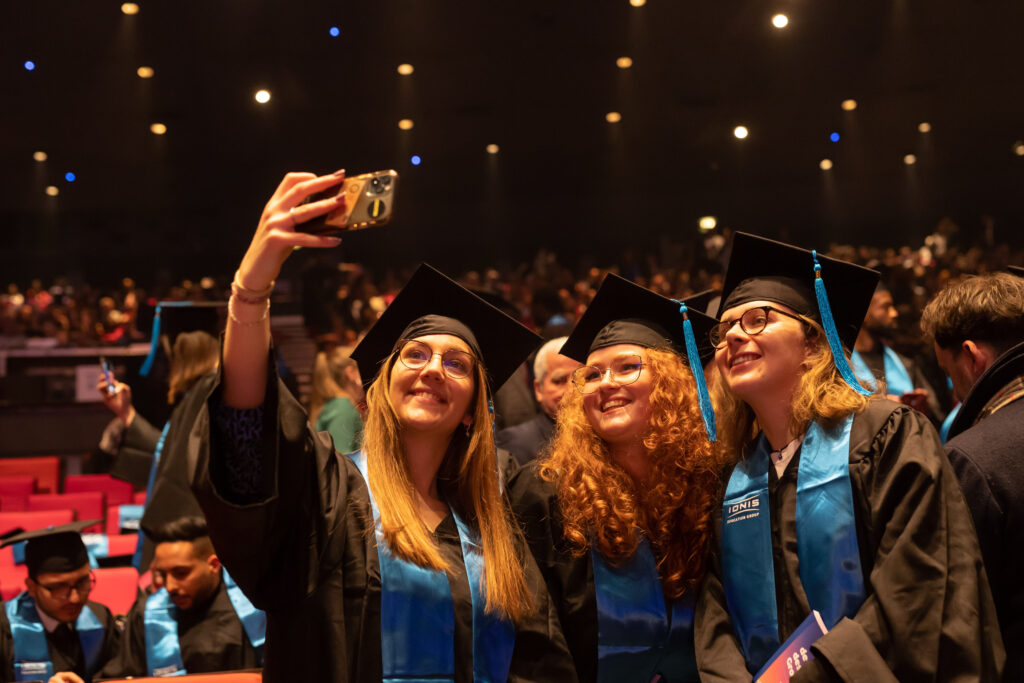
187,171,576,682
308,346,365,453
696,232,1003,680
509,273,720,682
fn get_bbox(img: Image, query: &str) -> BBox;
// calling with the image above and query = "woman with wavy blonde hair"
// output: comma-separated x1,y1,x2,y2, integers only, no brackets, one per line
308,346,365,453
696,233,1003,680
188,171,576,682
509,273,720,683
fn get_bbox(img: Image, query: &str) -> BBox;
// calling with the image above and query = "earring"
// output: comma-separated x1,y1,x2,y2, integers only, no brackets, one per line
464,422,471,437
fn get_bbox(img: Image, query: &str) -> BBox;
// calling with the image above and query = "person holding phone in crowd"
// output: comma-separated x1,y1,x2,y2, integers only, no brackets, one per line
186,171,576,682
509,273,720,682
696,232,1003,681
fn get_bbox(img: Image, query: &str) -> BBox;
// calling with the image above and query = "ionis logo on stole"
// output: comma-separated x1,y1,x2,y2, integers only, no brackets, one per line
725,494,761,525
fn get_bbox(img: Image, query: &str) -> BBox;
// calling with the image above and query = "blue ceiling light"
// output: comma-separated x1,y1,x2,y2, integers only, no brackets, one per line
829,132,840,142
64,172,76,182
328,26,340,37
410,155,422,166
24,61,36,71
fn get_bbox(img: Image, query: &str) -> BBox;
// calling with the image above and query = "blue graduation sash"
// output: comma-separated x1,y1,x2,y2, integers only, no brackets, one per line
143,569,265,677
5,591,106,681
133,421,171,570
591,539,698,683
721,416,866,673
349,450,516,683
851,346,914,396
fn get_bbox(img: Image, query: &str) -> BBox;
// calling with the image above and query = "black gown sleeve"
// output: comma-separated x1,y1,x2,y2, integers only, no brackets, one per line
96,595,148,679
0,605,13,682
108,411,163,487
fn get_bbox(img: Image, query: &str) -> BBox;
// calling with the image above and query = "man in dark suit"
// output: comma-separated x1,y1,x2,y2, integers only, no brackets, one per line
497,336,582,465
921,271,1024,681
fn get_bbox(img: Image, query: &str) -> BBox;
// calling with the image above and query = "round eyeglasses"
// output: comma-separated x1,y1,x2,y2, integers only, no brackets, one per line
709,305,807,348
397,339,477,380
37,572,95,600
571,354,644,394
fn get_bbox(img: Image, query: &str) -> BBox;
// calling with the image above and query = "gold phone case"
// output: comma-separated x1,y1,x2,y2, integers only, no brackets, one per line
321,169,398,231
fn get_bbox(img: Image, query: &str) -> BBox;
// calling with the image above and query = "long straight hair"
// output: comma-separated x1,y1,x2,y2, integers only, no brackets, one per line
361,353,531,621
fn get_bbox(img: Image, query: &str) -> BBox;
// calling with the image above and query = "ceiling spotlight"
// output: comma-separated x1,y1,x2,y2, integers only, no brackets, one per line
45,186,59,197
820,159,833,170
150,122,167,135
841,99,857,111
629,0,646,6
698,216,717,231
1013,141,1024,156
120,3,139,15
918,122,931,133
328,26,340,37
24,61,36,71
254,89,271,104
903,154,917,165
398,119,414,130
771,14,789,28
410,155,422,166
829,132,840,142
616,57,633,69
397,64,414,75
606,112,622,123
486,144,500,154
733,125,749,139
33,151,47,162
137,66,154,78
64,172,76,182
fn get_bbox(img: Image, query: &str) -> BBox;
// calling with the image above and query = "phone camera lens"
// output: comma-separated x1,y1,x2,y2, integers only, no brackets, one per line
369,177,384,194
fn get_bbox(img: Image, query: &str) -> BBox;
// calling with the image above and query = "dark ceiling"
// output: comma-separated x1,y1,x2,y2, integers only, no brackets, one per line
4,0,1024,284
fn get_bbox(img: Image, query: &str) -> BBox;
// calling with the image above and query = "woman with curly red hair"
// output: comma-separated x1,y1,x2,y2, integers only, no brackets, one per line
508,273,720,683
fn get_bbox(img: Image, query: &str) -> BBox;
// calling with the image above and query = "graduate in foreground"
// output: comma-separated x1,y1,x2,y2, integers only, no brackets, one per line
188,171,575,682
695,232,1004,680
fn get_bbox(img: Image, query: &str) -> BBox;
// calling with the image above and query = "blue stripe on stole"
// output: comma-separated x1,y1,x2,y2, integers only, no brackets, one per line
143,589,187,677
591,538,698,683
223,570,266,654
133,421,171,570
5,592,107,681
348,450,516,683
851,347,914,396
721,416,866,673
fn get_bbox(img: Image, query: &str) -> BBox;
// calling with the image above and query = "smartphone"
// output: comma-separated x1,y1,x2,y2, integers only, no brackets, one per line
296,169,398,235
100,357,115,395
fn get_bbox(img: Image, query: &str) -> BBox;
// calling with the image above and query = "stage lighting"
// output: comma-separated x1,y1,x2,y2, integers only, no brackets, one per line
121,3,139,15
903,154,917,165
830,132,840,142
64,172,76,182
137,66,154,78
486,144,499,154
397,64,414,75
255,89,271,104
329,26,340,37
918,122,931,133
411,155,422,166
33,151,47,162
616,57,633,69
606,112,622,123
772,14,789,28
733,126,749,139
398,119,414,130
841,99,857,111
820,159,833,170
45,186,59,197
150,123,167,135
699,216,717,231
24,61,35,71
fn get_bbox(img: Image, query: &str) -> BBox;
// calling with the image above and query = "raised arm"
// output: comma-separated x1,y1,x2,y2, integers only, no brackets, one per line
224,170,347,408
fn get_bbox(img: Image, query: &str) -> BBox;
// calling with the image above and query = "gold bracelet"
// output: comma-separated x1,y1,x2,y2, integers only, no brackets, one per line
228,295,270,326
232,270,275,303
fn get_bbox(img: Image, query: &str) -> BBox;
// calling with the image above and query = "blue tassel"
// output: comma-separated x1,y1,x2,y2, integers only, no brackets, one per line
677,302,717,442
811,250,870,396
139,305,162,377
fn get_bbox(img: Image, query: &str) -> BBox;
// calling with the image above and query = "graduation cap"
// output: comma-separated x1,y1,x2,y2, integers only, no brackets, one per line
559,273,719,441
139,301,225,377
1,520,101,576
350,264,542,393
685,288,722,317
717,232,880,395
1006,265,1024,279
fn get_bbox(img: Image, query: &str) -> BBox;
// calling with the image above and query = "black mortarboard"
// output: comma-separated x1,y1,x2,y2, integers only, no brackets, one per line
139,301,225,376
717,232,880,395
1,520,100,576
1006,265,1024,279
559,273,718,440
560,274,718,364
685,289,722,318
717,232,880,350
350,264,542,392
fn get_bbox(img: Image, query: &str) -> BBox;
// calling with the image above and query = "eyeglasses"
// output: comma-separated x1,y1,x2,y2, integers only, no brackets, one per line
397,339,477,380
571,354,644,394
709,305,807,348
37,573,95,600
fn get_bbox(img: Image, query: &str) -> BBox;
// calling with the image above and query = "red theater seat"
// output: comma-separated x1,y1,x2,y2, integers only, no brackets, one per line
64,474,134,506
106,533,137,558
0,509,76,565
0,476,36,512
0,457,59,494
91,566,140,616
0,564,28,601
132,491,147,505
28,492,105,533
100,673,261,682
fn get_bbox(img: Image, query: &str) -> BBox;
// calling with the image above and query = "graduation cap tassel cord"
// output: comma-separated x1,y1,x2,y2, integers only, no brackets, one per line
677,302,717,442
811,251,871,396
139,304,163,377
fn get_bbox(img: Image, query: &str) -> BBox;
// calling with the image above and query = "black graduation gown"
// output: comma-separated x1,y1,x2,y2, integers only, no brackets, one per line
695,400,1005,681
96,575,259,678
187,361,577,683
0,600,119,682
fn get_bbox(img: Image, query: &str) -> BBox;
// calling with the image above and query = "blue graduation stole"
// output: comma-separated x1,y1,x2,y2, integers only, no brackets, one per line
720,416,866,673
132,421,171,570
143,569,265,677
591,539,698,683
851,346,914,396
349,450,516,683
5,591,106,682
